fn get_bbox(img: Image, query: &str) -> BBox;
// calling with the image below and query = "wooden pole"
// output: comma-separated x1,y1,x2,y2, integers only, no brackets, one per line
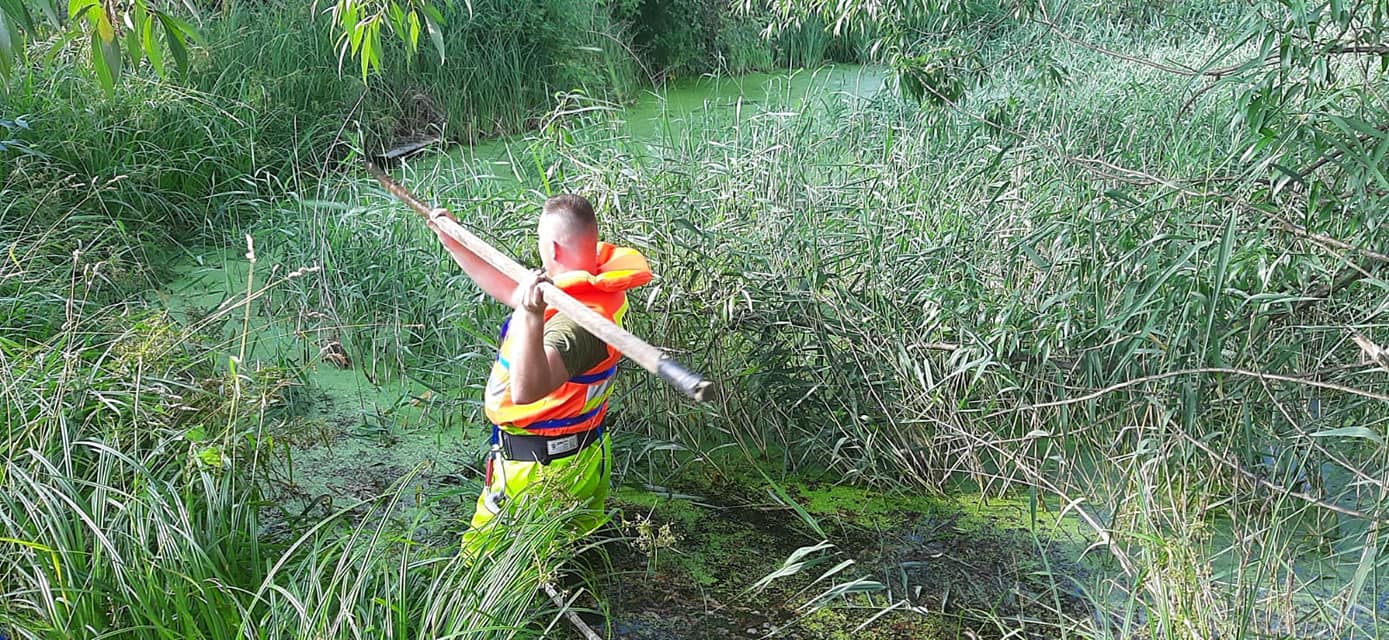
366,161,716,403
542,582,605,640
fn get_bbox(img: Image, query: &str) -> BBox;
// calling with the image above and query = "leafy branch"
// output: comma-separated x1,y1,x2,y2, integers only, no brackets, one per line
0,0,465,90
318,0,465,81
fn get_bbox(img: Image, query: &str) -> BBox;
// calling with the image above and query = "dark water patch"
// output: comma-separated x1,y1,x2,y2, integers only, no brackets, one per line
873,512,1091,628
576,483,1095,639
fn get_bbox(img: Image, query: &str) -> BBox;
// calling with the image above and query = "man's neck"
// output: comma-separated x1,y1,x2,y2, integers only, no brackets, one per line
551,259,597,276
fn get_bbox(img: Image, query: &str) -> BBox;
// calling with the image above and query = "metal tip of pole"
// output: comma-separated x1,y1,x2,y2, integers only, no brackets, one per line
658,358,717,404
692,380,718,404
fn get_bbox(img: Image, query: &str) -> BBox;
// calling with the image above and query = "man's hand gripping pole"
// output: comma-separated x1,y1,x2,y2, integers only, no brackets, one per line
365,160,717,403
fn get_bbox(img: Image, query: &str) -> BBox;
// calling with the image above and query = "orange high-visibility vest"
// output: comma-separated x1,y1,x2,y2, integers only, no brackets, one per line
484,242,653,436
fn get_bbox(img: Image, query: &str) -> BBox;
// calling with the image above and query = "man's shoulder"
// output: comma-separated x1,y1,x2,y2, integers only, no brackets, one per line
543,313,608,375
546,314,605,350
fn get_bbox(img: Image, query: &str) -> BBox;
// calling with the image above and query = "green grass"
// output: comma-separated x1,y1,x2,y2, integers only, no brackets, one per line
0,227,595,639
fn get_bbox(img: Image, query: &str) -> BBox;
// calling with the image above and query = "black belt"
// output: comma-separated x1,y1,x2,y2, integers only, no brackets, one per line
496,427,602,465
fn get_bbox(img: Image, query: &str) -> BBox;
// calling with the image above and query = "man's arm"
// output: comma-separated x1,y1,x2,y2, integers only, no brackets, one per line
428,212,518,307
508,272,574,404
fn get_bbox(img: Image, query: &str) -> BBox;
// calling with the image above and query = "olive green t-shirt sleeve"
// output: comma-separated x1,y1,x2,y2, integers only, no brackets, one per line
543,313,609,378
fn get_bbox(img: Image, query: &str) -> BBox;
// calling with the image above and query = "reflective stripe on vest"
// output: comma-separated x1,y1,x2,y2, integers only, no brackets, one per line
484,298,626,435
483,243,651,435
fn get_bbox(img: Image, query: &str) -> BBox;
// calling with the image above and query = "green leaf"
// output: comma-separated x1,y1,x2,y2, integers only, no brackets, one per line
756,467,825,539
358,24,372,80
123,12,141,65
423,3,446,24
407,9,420,53
104,33,122,77
1027,485,1038,528
1369,137,1389,192
157,13,188,75
0,0,34,31
1203,212,1235,364
152,10,200,44
90,31,115,92
143,13,164,76
1269,162,1304,195
1309,426,1385,447
348,13,364,55
1327,115,1389,141
423,10,443,62
197,446,224,468
370,26,381,68
386,2,405,38
341,1,359,31
1019,242,1048,269
94,6,114,42
1347,531,1378,613
67,0,98,20
131,2,148,40
750,541,835,592
1104,189,1140,207
0,10,14,61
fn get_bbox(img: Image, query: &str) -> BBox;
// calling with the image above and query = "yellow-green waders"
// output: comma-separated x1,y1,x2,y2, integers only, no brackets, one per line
461,426,613,559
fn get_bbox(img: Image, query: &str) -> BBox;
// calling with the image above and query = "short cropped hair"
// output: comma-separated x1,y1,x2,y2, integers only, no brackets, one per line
541,194,598,236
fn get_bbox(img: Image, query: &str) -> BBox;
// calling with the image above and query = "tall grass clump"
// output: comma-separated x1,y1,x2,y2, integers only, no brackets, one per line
3,427,595,640
1,2,418,228
0,224,607,638
239,187,520,417
1,223,270,636
377,0,645,145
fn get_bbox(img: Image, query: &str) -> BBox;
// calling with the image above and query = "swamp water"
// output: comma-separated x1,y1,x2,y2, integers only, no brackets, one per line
151,65,1385,638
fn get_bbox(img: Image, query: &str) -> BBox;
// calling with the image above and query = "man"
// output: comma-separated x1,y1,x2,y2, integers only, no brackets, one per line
428,194,651,556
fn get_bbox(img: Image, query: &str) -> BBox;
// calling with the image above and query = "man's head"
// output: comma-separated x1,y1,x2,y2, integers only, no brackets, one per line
537,194,599,275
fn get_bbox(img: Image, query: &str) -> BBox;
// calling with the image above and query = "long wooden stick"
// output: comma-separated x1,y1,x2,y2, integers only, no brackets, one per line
366,161,716,403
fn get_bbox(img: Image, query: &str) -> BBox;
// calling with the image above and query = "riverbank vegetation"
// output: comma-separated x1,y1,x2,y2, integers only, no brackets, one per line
4,0,1388,638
